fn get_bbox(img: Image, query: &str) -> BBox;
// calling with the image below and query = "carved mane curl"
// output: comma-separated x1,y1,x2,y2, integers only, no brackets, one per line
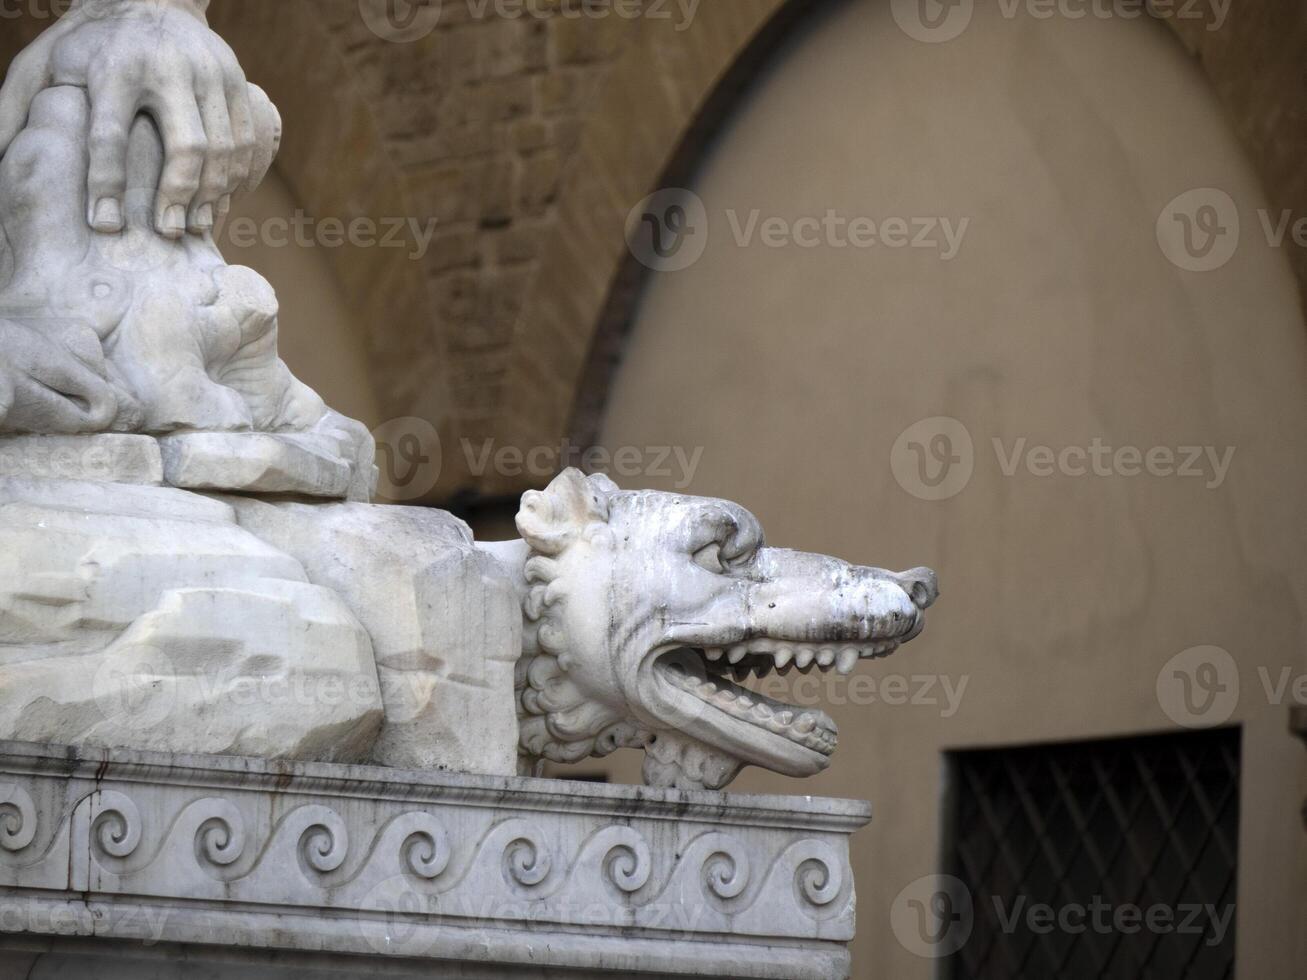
514,470,648,770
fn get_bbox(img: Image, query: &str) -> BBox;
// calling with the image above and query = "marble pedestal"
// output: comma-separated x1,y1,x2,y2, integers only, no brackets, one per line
0,742,870,979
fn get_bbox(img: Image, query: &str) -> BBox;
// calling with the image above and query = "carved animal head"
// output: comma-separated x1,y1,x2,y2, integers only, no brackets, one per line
516,469,939,790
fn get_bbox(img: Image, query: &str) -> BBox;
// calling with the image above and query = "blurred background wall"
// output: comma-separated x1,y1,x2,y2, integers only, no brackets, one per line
3,0,1304,976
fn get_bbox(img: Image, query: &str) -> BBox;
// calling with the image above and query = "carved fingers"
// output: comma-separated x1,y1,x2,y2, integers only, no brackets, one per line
6,3,265,240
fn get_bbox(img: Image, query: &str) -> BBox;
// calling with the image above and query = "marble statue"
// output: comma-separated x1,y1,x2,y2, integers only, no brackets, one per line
0,0,939,791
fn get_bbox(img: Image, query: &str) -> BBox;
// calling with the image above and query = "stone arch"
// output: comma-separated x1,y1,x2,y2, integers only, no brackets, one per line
499,0,1307,494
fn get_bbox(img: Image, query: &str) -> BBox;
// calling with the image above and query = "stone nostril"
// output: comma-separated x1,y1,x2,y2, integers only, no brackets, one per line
901,567,939,610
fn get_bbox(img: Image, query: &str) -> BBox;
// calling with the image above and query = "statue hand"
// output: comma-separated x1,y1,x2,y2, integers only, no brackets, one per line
0,0,253,240
0,321,118,434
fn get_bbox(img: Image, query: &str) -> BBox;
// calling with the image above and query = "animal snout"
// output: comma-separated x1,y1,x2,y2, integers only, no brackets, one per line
897,567,939,611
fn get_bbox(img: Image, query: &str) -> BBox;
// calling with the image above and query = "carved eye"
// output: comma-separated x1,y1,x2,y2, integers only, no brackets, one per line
693,542,726,575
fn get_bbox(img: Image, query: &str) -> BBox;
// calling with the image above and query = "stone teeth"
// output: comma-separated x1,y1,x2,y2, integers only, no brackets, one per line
795,650,815,669
817,649,836,669
727,646,749,664
795,715,816,734
773,649,793,669
705,648,724,661
836,649,859,674
777,710,794,726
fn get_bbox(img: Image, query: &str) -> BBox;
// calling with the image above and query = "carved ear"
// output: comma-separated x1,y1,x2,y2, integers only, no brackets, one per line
516,468,612,556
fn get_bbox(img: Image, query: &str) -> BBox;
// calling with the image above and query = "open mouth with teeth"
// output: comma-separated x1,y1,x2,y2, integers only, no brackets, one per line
651,635,909,764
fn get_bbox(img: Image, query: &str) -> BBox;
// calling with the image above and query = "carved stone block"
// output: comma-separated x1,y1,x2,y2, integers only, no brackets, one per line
0,741,870,979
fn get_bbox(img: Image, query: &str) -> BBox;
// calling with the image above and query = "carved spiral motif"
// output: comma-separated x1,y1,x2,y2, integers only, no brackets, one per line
298,809,349,874
0,784,37,853
703,846,750,901
504,834,551,887
195,801,246,868
91,792,142,859
603,833,652,894
796,856,842,907
397,814,452,880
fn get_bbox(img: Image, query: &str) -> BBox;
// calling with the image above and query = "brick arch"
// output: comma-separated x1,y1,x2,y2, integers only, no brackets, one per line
488,0,1307,503
212,1,443,430
486,0,813,499
3,1,1302,504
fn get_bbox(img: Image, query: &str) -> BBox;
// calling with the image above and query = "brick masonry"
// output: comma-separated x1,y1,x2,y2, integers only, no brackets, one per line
0,0,1302,503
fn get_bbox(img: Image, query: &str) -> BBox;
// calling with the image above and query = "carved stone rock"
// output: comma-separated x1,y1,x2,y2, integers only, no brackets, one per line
0,477,383,761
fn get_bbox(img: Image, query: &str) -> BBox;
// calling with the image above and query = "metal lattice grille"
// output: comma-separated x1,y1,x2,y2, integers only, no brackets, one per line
945,728,1240,980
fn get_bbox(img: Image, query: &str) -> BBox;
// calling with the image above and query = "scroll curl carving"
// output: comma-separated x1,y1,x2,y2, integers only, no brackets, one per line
703,842,750,901
0,784,37,852
195,800,247,869
91,791,142,860
393,813,451,880
296,806,349,874
505,833,551,887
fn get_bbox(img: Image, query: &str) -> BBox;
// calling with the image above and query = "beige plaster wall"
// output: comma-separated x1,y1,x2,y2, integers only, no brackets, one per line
594,1,1307,976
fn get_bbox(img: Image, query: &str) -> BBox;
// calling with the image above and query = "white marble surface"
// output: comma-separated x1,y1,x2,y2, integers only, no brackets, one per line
0,740,870,979
0,477,384,761
513,469,939,789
